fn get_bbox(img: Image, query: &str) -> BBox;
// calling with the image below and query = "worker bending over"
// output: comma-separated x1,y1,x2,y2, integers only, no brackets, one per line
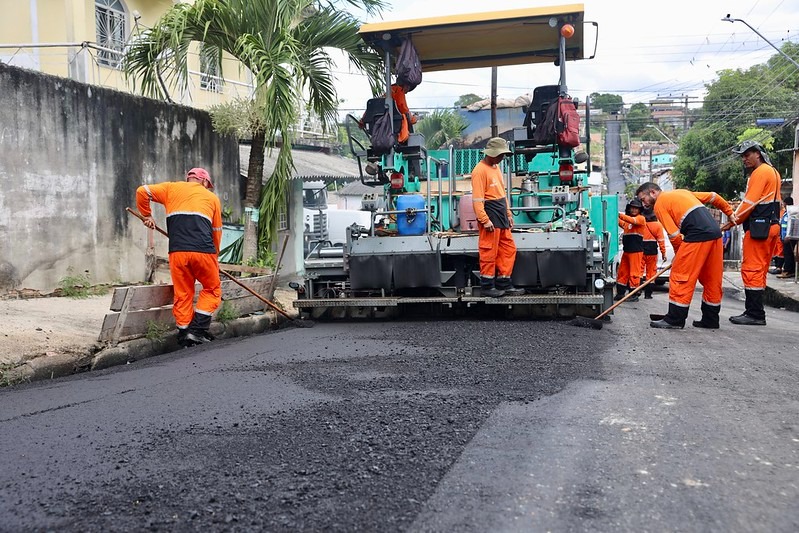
136,168,223,346
636,183,735,329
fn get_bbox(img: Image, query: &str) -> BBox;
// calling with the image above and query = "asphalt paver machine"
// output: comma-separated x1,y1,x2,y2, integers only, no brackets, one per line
294,4,619,319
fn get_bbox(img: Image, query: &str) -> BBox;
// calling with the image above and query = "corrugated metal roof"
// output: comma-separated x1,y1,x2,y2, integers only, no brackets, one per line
337,181,380,196
239,144,361,182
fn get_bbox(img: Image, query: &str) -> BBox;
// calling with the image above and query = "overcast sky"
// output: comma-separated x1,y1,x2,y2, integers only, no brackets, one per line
334,0,799,115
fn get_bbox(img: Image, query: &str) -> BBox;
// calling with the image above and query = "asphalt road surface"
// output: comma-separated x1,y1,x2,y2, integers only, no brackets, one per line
1,290,797,532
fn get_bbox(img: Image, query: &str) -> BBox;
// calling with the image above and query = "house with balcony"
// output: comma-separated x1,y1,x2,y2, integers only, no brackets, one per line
0,0,256,109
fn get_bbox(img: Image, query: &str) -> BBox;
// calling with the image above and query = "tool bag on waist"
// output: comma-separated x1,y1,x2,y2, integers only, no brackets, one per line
747,201,780,240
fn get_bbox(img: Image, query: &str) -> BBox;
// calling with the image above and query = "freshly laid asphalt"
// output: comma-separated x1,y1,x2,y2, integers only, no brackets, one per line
1,270,798,386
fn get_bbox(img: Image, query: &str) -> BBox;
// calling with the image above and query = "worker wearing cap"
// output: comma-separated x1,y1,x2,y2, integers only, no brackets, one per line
727,140,782,326
471,137,525,298
641,206,667,299
615,198,646,302
636,182,735,329
136,168,223,345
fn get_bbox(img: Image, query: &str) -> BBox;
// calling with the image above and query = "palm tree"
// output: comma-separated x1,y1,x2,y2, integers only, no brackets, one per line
415,109,469,150
123,0,385,262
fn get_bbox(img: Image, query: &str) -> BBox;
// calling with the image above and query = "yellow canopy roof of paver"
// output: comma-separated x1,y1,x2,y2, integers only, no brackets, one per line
358,4,585,72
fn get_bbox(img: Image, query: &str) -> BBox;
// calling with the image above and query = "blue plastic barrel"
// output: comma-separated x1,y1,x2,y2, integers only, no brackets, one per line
396,194,427,235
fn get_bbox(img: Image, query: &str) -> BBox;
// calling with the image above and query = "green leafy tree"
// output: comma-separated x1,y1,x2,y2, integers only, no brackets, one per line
589,92,623,114
626,103,652,136
454,93,482,107
123,0,385,262
415,109,469,149
674,41,799,198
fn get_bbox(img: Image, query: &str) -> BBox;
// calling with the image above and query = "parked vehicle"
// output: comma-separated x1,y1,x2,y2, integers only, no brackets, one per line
292,5,618,320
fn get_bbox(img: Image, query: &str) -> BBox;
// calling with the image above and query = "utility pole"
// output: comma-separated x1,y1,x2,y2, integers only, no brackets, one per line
794,124,799,202
490,66,498,138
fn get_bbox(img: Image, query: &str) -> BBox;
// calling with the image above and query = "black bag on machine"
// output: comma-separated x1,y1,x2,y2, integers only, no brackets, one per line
370,111,395,153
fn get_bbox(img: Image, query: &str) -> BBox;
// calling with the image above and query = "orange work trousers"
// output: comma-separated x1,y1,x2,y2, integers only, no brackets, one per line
668,239,723,307
641,253,658,281
169,251,222,328
478,226,517,278
742,224,781,290
617,251,643,288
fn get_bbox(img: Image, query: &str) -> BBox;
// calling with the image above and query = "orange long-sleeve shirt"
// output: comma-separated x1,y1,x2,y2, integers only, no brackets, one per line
642,219,667,256
471,160,512,228
733,163,782,224
618,213,646,252
136,181,222,254
654,189,733,245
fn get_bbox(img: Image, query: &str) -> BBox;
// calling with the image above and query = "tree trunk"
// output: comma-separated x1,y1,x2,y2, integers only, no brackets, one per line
243,129,266,264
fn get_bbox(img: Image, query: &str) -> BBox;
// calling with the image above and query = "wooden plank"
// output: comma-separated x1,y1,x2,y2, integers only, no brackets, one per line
109,287,136,346
221,276,273,300
109,275,274,311
98,308,176,342
223,295,267,316
219,263,273,275
101,275,275,340
110,284,176,311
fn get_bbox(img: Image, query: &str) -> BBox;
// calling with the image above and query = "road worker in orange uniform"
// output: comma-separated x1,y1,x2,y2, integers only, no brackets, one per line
615,199,646,302
641,206,667,299
636,182,735,329
136,168,223,346
391,83,418,144
471,137,525,298
727,140,783,325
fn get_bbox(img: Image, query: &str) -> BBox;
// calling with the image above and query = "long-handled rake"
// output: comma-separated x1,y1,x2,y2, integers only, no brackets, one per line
126,207,313,328
569,263,672,330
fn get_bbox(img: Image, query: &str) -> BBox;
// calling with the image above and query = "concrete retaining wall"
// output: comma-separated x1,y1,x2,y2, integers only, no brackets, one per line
0,63,242,292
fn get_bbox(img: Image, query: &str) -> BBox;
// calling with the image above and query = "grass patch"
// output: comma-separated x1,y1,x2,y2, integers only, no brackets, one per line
59,268,93,298
57,269,113,298
145,320,171,342
215,301,239,325
0,364,29,388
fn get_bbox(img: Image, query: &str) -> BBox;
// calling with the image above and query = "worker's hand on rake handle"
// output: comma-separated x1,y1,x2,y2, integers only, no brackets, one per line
141,215,156,230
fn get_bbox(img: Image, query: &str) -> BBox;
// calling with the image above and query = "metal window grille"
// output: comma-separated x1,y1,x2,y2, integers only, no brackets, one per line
278,196,289,231
199,44,223,93
95,0,126,68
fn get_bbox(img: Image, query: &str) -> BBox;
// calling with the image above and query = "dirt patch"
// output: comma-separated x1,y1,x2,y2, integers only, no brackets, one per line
0,294,111,367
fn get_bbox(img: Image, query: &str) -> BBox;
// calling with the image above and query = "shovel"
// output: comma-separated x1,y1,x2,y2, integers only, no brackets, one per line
126,207,313,328
570,264,673,330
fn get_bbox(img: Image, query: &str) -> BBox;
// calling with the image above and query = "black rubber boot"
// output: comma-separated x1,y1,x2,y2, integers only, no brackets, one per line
480,276,504,298
613,285,628,301
693,301,720,329
626,286,640,302
650,303,687,329
495,276,525,296
644,285,654,299
177,328,193,347
186,312,214,343
729,289,766,325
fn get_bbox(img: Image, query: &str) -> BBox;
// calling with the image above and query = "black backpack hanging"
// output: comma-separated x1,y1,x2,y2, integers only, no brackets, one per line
395,37,422,91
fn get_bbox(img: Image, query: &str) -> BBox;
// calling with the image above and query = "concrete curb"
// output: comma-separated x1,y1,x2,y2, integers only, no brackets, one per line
3,312,284,386
724,272,799,311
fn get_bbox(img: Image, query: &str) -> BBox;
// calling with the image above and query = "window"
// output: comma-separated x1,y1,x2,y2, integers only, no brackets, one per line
95,0,127,68
278,195,289,231
200,44,223,93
